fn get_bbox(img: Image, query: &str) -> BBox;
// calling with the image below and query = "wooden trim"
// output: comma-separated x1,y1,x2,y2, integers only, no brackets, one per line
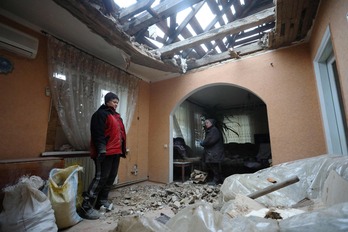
0,156,63,164
41,151,90,157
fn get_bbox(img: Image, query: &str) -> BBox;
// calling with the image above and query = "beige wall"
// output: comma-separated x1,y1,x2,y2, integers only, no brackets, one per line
118,80,150,183
309,0,348,125
0,17,50,159
149,44,326,183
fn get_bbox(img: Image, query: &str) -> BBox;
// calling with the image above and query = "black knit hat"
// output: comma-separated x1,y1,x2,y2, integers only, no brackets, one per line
206,118,216,125
104,92,119,104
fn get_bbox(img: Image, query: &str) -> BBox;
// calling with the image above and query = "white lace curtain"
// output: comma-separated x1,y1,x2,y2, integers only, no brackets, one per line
174,100,261,148
224,113,255,143
173,101,205,154
47,36,139,150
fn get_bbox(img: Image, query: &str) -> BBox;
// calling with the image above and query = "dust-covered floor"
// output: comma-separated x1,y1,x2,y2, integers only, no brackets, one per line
62,181,221,232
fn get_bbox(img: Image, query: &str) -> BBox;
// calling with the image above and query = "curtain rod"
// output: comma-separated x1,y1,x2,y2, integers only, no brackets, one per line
41,30,143,81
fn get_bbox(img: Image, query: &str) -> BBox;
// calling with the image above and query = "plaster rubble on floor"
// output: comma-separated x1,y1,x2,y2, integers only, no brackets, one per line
113,154,348,232
109,181,221,217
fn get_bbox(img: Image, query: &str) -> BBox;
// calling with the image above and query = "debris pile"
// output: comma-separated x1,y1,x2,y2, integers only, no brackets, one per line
107,181,221,219
190,169,208,184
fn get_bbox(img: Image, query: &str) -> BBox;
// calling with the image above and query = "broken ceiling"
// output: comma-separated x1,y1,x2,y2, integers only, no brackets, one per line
52,0,320,75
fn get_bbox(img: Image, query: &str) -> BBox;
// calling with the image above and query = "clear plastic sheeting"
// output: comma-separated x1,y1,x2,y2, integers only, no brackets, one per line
114,201,280,232
165,201,227,232
220,154,348,207
279,202,348,232
165,201,280,232
115,202,348,232
115,155,348,232
227,215,279,232
115,214,171,232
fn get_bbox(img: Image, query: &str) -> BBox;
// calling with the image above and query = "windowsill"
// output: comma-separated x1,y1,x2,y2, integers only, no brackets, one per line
0,157,64,163
42,151,90,157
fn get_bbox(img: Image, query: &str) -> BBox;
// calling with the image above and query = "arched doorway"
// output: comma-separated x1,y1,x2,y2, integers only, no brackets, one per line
170,85,271,182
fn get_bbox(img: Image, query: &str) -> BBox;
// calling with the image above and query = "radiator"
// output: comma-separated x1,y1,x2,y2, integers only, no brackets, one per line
64,156,95,191
64,156,121,191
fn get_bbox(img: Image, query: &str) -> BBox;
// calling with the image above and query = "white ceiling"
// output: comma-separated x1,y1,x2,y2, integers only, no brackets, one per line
0,0,264,108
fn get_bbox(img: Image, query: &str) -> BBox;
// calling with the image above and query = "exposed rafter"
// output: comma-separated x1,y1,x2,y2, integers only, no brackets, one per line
118,0,155,23
123,0,204,35
156,7,275,57
187,41,263,70
165,1,205,45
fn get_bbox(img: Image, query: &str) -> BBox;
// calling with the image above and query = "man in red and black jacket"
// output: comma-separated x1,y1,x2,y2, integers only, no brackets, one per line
79,92,126,220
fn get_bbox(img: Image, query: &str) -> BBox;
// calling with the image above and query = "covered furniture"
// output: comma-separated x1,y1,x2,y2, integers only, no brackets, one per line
222,142,272,177
173,137,202,181
173,161,194,182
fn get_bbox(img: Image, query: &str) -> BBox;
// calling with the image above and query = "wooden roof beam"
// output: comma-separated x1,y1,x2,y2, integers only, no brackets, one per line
118,0,155,23
156,7,275,57
166,1,205,45
123,0,204,35
204,0,234,52
187,41,263,70
234,22,275,42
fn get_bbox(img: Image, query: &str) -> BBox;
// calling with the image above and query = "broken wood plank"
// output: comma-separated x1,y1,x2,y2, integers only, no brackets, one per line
157,7,275,57
233,22,275,44
300,0,319,39
186,42,264,70
247,176,300,200
287,0,300,43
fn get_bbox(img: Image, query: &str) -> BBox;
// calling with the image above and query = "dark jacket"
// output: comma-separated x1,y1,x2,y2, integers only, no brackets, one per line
90,104,126,159
201,126,224,163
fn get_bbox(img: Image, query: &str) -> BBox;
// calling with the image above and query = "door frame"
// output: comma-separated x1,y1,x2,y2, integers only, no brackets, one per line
313,26,348,155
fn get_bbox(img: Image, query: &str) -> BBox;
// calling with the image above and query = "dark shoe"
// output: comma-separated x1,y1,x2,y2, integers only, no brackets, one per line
207,181,217,186
79,207,101,220
95,200,114,212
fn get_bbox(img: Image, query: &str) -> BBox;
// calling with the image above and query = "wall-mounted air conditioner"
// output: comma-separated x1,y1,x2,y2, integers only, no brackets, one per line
0,23,39,59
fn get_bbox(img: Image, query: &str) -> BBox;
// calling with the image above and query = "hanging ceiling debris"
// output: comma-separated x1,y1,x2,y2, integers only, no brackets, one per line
53,0,320,74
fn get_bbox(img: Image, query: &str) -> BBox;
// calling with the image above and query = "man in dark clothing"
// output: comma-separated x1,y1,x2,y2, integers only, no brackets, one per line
200,118,224,185
79,92,127,220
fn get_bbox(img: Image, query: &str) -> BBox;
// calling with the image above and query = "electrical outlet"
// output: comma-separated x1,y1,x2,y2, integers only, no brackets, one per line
131,164,138,175
45,86,51,96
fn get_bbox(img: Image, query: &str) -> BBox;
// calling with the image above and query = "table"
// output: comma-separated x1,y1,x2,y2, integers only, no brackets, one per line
173,161,193,182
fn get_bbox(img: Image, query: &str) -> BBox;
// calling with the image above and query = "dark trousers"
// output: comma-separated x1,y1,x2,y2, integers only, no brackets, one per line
206,162,223,183
83,155,120,208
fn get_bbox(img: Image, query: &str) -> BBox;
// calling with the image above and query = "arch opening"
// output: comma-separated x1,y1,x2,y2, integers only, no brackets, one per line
170,84,272,183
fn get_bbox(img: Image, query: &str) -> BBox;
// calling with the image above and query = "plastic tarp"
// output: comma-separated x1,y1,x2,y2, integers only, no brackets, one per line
220,154,348,207
116,214,171,232
115,202,348,232
114,155,348,232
